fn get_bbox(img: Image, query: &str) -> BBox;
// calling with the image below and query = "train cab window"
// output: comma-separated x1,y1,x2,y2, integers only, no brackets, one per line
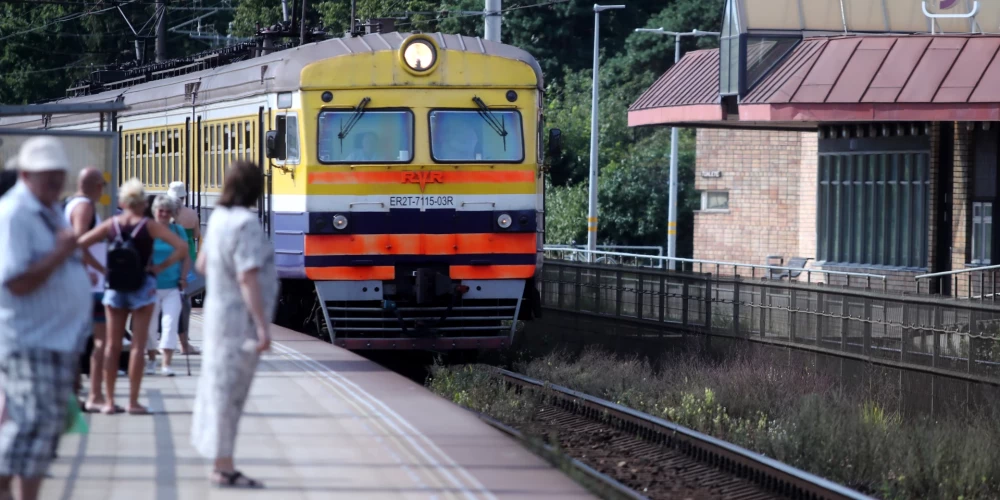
429,110,524,163
276,114,300,164
316,109,414,163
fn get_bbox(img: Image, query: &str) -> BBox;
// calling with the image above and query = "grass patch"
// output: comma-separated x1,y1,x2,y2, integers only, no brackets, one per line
428,347,1000,499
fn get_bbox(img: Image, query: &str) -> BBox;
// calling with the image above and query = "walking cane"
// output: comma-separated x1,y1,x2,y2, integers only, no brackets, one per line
185,292,192,377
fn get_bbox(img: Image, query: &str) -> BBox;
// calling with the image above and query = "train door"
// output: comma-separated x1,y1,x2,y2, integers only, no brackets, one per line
268,100,302,238
257,106,271,236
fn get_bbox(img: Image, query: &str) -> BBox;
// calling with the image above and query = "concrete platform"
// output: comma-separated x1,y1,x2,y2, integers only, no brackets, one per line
42,315,593,500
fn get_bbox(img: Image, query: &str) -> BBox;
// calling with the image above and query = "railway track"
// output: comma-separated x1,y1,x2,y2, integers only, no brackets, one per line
494,369,873,500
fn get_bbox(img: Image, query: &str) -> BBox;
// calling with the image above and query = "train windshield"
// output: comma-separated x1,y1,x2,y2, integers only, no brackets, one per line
429,110,524,163
317,110,414,163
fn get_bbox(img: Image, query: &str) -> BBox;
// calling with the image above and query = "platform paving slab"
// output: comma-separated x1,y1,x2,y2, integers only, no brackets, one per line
40,317,594,500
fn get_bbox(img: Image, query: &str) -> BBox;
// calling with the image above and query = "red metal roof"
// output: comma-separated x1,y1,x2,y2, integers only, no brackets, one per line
629,49,720,110
745,35,1000,105
629,34,1000,128
628,49,722,126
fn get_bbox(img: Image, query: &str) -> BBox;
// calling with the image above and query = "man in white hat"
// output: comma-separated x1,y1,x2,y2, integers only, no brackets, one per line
0,136,90,500
166,181,201,355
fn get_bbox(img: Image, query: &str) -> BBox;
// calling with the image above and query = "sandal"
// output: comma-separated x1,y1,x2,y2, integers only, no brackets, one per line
84,401,107,413
212,470,264,489
127,405,151,415
100,404,124,415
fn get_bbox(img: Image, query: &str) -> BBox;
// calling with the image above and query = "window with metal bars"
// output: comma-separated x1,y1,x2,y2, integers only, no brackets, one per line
816,124,931,269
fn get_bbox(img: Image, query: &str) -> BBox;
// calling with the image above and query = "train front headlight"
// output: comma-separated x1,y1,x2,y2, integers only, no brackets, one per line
497,213,513,229
333,214,348,231
403,39,436,72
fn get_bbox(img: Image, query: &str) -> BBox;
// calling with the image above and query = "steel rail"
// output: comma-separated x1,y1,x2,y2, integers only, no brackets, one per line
497,369,874,500
474,411,648,500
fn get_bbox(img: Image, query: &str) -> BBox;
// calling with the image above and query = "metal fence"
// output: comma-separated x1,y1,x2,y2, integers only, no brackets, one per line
916,264,1000,300
543,247,889,290
540,260,1000,386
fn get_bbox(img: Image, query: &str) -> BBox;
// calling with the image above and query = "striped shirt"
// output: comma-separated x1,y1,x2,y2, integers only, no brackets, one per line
0,182,91,358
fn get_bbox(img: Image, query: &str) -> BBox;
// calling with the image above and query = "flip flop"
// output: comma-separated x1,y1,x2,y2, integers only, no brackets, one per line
212,470,264,489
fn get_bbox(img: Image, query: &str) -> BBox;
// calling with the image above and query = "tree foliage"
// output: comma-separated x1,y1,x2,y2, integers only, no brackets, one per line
0,0,724,257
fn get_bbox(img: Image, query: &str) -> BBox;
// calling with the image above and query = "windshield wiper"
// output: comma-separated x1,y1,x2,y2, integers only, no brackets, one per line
472,96,508,151
337,97,371,149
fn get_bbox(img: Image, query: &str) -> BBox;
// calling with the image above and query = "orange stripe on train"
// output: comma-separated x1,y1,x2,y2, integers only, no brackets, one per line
304,233,537,256
308,170,535,185
304,264,536,281
305,266,395,281
450,265,536,280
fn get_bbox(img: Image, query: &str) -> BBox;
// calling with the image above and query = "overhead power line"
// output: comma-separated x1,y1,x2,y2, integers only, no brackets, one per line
0,0,232,8
0,0,135,42
394,0,571,28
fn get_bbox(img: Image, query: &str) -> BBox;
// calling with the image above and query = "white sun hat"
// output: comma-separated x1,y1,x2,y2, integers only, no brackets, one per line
17,136,69,173
167,181,187,199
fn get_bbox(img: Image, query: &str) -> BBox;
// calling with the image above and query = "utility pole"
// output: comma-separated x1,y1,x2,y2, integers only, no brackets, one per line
155,0,167,62
484,0,501,42
300,0,308,44
586,4,625,261
349,0,356,36
281,0,289,22
634,27,719,270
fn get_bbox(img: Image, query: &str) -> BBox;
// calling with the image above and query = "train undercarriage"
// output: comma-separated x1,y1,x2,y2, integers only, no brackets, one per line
275,269,542,351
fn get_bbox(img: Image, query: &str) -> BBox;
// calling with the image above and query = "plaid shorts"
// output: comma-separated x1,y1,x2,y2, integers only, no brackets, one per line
0,350,78,478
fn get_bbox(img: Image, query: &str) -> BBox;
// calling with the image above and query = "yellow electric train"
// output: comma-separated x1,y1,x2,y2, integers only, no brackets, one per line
1,31,559,350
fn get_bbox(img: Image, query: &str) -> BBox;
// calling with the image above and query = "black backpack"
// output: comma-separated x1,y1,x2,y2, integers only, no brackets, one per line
106,217,148,292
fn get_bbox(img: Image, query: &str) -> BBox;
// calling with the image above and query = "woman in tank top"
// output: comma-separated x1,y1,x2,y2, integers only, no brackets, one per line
77,179,188,415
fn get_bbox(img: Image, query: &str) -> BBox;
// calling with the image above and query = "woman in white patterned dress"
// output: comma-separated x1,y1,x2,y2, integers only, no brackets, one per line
191,161,279,489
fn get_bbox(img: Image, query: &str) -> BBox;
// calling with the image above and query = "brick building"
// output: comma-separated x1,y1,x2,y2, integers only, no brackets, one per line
628,0,1000,295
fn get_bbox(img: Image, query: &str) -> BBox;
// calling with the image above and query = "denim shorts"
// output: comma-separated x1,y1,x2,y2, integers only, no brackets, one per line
102,275,157,311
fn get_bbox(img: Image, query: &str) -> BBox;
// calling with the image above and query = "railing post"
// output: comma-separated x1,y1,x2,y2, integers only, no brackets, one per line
574,266,582,311
615,269,623,318
841,294,849,352
759,283,767,338
555,264,563,309
968,316,977,375
705,277,713,334
981,272,986,302
637,272,644,321
933,305,941,368
901,302,910,364
733,279,741,337
659,275,666,323
681,280,688,326
817,292,825,347
863,297,873,358
595,267,602,315
789,288,798,342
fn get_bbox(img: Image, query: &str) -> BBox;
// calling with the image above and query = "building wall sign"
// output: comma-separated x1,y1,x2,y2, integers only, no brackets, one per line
701,171,722,178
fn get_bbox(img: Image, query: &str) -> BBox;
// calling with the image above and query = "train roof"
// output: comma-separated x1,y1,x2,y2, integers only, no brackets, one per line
0,32,543,129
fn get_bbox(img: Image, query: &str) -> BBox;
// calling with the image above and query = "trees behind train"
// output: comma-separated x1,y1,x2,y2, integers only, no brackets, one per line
0,0,724,255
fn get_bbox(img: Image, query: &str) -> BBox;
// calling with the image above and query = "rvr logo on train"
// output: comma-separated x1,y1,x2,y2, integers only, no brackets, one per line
401,171,445,193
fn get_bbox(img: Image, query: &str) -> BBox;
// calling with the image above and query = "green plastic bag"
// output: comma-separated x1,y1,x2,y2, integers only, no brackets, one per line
64,395,88,435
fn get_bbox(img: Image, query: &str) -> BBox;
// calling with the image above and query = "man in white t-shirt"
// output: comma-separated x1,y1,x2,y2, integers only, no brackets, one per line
64,167,108,411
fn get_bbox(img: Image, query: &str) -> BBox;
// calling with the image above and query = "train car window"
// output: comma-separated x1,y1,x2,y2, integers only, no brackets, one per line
285,114,300,164
316,110,414,164
244,123,252,156
429,110,524,163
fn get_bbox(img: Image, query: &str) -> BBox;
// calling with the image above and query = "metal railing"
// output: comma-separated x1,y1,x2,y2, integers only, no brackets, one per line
540,261,1000,391
544,245,665,267
544,247,889,291
915,264,1000,300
